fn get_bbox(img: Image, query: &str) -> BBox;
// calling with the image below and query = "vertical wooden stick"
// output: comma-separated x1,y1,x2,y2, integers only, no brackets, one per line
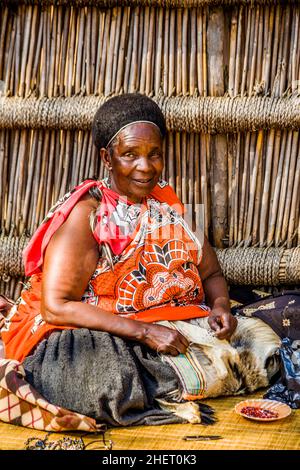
115,7,129,93
196,7,203,95
22,131,38,230
4,13,16,95
154,8,163,94
111,7,122,92
176,8,182,94
249,6,260,95
189,134,194,210
129,7,140,93
280,131,299,243
194,133,200,231
175,132,182,201
202,8,207,96
48,6,58,97
234,5,243,96
190,8,197,95
291,8,300,92
207,8,227,247
14,5,22,95
163,8,169,95
264,6,275,94
241,8,251,96
270,4,281,94
93,8,102,93
244,131,263,244
0,8,8,78
75,8,86,94
287,136,300,247
45,130,56,212
59,11,67,98
279,6,291,94
67,8,77,96
233,135,241,245
123,9,134,93
259,129,275,244
267,131,287,245
228,7,238,97
59,6,70,96
274,131,292,246
19,5,32,96
14,130,27,233
238,133,249,242
105,7,117,96
98,9,111,95
252,132,264,245
256,5,264,88
140,7,150,94
168,8,175,96
5,131,20,233
182,8,188,95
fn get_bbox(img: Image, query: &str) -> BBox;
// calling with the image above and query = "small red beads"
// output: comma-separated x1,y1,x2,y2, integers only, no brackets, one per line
240,406,279,419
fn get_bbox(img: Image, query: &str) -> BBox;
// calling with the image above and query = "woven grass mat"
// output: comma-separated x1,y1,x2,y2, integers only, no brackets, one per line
1,390,299,450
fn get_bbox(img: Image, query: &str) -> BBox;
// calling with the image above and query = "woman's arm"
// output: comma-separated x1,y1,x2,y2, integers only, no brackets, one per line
198,236,237,340
41,195,188,356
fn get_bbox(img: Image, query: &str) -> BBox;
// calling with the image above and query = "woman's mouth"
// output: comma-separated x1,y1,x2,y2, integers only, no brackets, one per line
132,177,153,185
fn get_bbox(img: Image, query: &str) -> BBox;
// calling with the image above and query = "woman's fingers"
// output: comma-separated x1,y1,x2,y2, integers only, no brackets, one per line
159,341,186,356
208,311,237,340
167,345,182,356
144,324,189,356
163,329,189,355
208,316,221,333
178,333,190,348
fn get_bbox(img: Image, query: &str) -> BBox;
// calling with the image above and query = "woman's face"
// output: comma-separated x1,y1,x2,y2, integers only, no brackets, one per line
101,122,164,203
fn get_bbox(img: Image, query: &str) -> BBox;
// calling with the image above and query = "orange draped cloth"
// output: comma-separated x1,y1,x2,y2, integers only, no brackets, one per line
1,180,209,362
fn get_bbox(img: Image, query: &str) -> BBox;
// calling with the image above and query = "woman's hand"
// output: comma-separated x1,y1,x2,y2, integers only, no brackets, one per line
141,323,189,356
208,308,237,340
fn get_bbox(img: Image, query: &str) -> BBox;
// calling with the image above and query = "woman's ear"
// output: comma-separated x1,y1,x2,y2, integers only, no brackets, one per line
100,148,112,171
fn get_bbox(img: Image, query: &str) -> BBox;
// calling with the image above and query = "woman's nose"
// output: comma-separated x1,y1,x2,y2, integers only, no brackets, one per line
136,156,152,172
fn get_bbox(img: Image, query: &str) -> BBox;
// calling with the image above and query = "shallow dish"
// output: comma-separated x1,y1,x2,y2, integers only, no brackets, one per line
235,399,291,422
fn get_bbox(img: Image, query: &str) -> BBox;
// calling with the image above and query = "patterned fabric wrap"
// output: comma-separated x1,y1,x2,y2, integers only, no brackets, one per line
1,179,209,362
0,358,102,432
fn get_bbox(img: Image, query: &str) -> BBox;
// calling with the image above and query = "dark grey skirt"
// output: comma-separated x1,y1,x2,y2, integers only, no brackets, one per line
23,328,183,427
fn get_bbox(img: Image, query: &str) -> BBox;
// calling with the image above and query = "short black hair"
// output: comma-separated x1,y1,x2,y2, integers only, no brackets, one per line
92,93,166,150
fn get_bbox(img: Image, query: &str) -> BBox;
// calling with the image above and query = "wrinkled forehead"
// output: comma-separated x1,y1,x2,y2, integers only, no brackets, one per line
110,121,163,148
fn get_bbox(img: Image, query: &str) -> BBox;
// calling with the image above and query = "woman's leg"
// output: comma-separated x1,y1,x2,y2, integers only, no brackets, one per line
23,328,183,427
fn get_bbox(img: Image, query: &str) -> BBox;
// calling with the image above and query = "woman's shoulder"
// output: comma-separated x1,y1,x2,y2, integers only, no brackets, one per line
43,193,99,263
59,193,99,237
78,192,100,209
23,180,102,277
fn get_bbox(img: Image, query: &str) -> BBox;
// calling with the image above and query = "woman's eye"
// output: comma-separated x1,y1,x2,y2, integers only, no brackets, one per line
123,153,136,158
150,153,162,159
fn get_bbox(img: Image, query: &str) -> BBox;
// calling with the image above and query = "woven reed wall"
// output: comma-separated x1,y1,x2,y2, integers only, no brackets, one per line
0,0,299,298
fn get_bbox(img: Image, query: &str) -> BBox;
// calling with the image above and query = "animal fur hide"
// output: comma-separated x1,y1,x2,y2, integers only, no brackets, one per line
158,316,281,398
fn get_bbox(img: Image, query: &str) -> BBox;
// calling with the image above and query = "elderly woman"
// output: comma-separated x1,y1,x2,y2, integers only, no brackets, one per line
2,94,270,428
